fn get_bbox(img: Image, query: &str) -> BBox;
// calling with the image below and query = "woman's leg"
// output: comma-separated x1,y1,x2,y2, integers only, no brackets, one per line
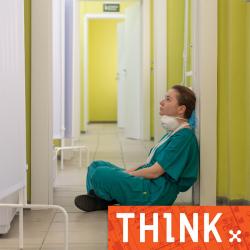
86,160,122,193
90,166,150,205
75,161,124,212
75,161,150,211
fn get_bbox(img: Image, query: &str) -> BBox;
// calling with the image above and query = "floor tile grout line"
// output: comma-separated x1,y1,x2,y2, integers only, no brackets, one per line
117,129,126,169
92,126,100,161
40,211,57,250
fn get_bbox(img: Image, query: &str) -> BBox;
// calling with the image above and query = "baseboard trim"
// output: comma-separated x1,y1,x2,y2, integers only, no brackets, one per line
88,121,117,124
217,196,250,205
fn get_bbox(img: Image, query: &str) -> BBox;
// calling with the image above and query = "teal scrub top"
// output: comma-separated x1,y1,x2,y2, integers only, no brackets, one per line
153,128,199,191
142,128,199,205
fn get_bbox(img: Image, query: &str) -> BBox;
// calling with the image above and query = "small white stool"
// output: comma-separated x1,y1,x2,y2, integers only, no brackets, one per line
54,145,90,170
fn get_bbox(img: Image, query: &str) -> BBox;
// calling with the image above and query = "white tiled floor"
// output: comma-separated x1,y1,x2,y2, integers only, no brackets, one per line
0,124,154,249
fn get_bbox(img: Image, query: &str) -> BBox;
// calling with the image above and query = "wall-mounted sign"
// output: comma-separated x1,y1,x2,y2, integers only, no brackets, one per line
103,3,120,12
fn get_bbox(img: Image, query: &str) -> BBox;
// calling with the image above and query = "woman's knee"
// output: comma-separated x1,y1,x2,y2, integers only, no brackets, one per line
91,168,125,202
88,160,102,168
91,167,119,189
92,166,110,180
88,160,113,169
88,161,106,173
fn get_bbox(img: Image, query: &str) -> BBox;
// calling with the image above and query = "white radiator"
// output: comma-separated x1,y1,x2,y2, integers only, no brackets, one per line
0,192,19,234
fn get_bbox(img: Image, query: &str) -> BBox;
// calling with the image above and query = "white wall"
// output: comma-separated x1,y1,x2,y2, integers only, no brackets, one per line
0,0,26,233
0,0,26,200
31,0,54,204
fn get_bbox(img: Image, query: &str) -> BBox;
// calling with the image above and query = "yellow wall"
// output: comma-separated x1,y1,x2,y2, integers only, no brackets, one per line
217,0,250,201
150,0,154,138
149,0,190,139
166,0,192,89
151,0,192,138
24,0,31,202
80,1,135,130
89,19,122,122
165,0,250,201
167,0,185,87
247,4,250,201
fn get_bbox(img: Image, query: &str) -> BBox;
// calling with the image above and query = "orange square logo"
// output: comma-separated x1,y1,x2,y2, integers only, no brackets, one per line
108,206,250,250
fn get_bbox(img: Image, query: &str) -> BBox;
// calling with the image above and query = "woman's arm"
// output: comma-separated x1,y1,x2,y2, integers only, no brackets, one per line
125,164,143,173
128,162,165,179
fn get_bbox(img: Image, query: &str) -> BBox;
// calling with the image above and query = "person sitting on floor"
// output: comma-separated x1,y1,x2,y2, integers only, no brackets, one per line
74,85,199,212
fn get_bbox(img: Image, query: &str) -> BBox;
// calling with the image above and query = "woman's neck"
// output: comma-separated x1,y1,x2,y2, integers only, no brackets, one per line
178,118,190,128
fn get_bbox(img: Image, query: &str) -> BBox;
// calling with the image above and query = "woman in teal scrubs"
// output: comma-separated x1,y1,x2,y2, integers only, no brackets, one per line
75,85,199,212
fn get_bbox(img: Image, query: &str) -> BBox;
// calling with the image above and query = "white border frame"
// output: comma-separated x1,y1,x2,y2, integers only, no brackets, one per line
154,0,218,205
82,0,151,140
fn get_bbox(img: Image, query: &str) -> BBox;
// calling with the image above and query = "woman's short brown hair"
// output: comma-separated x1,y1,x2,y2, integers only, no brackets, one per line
172,85,196,119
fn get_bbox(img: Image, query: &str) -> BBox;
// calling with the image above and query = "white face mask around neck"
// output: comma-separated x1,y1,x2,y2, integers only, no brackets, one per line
146,116,188,164
160,115,187,133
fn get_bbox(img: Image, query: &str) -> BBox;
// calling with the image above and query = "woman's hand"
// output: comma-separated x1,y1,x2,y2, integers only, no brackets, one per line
125,165,142,173
126,163,165,179
125,169,133,173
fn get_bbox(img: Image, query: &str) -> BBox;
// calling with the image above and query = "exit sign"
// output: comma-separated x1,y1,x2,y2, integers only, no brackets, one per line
103,3,120,12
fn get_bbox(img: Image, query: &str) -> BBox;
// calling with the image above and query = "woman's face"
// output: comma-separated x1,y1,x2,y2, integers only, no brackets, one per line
160,89,185,117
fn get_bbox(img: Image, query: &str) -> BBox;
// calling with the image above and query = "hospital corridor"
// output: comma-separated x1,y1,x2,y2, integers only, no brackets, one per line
0,124,154,249
1,0,250,249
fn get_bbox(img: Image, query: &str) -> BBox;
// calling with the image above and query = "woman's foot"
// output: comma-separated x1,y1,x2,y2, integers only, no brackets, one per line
88,189,97,197
74,194,117,212
88,190,118,205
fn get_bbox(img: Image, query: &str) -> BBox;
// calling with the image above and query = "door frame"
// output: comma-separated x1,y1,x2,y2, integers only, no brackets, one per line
83,13,125,128
31,0,81,204
31,0,54,204
82,0,151,140
153,0,218,205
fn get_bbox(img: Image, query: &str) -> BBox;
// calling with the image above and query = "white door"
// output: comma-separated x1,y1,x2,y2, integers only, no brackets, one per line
124,2,142,139
52,0,65,139
117,22,126,128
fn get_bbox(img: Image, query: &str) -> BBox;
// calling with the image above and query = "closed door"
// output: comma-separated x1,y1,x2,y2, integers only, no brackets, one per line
88,19,122,122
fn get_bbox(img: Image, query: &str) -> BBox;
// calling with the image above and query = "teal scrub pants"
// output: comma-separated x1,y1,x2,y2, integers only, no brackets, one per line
86,161,179,205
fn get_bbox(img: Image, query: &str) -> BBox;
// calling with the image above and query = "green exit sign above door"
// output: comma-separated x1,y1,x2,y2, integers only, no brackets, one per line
103,3,120,12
